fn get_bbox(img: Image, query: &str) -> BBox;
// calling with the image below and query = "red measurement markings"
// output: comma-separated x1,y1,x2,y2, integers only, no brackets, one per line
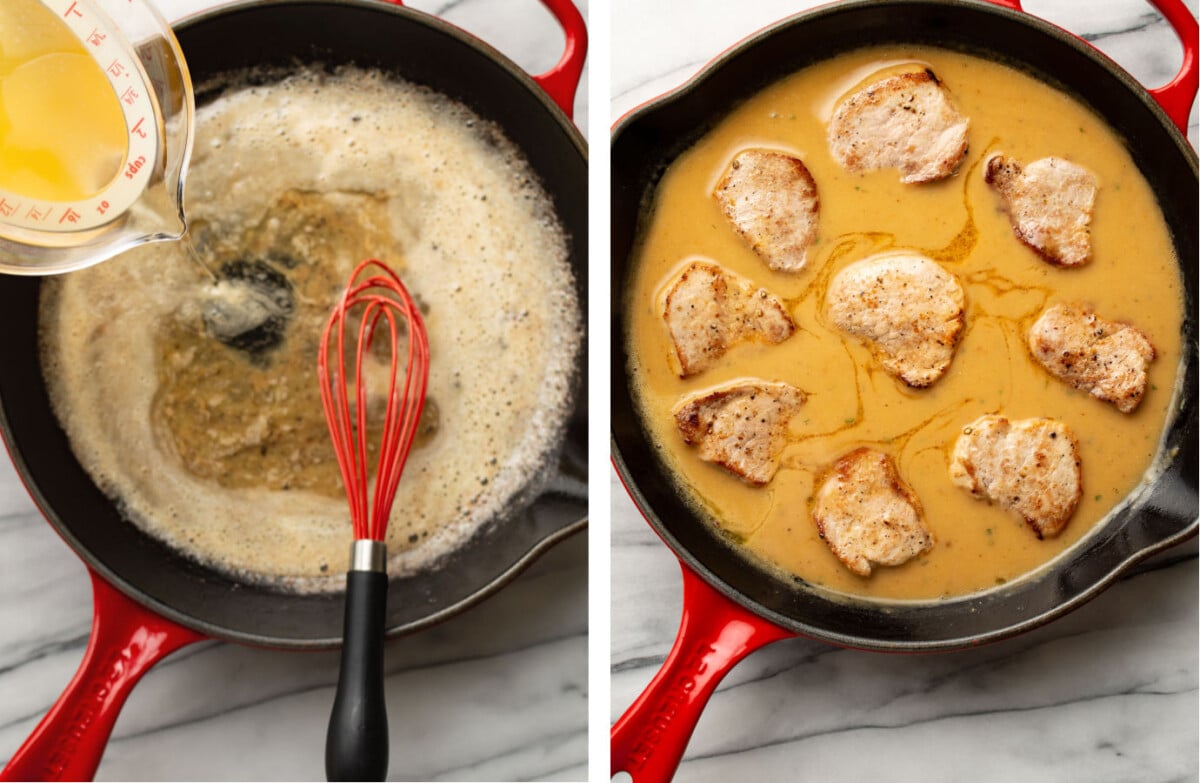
0,198,19,218
26,206,49,223
107,59,126,78
124,155,146,179
626,644,716,772
86,28,106,47
63,2,82,18
120,86,139,106
59,208,81,225
96,200,111,216
131,117,147,138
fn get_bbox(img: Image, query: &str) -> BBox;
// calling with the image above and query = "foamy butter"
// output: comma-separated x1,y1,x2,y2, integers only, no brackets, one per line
39,68,580,592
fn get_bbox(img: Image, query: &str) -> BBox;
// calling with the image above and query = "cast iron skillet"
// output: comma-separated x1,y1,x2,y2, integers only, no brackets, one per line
609,0,1197,779
0,0,587,779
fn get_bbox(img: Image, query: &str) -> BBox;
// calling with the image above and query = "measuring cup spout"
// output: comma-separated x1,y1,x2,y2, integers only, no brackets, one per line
0,0,194,275
136,180,188,242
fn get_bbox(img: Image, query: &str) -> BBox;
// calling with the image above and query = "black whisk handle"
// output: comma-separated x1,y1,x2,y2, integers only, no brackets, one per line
326,568,389,781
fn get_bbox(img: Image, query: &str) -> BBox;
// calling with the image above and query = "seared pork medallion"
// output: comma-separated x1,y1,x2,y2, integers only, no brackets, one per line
949,415,1082,539
1028,303,1155,413
625,45,1183,599
828,68,969,184
713,149,820,273
673,381,805,485
812,448,933,577
984,154,1099,267
662,260,795,377
826,252,965,387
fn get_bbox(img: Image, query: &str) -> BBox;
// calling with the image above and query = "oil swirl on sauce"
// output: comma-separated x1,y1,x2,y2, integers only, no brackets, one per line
625,46,1183,600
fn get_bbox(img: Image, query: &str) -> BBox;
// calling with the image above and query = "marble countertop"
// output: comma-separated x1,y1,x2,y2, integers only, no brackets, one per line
610,1,1198,781
0,1,587,781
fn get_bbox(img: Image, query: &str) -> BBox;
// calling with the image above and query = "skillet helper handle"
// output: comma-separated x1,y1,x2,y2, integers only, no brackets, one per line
325,568,389,782
982,0,1198,135
374,0,586,119
1146,0,1199,134
528,0,588,120
610,564,794,783
0,570,205,782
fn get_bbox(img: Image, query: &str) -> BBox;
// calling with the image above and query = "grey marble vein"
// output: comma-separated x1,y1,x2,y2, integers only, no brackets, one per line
610,2,1198,780
0,1,589,780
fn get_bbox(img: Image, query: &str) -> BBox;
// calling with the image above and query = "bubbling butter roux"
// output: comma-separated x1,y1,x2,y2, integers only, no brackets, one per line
39,68,580,592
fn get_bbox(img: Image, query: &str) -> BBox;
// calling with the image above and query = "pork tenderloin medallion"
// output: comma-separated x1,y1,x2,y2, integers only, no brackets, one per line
826,252,965,387
984,154,1098,268
812,448,934,577
1028,303,1156,413
673,380,806,485
662,260,795,377
949,415,1082,538
828,69,969,184
713,149,820,273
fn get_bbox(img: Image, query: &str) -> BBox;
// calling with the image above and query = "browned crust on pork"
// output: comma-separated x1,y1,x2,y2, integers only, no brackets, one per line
673,380,806,485
1027,303,1156,413
984,154,1098,268
713,149,820,272
828,69,969,184
949,415,1082,538
825,252,966,387
662,260,795,377
812,447,933,577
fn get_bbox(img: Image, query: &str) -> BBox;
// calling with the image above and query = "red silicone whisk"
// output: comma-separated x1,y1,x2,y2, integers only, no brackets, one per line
318,258,429,782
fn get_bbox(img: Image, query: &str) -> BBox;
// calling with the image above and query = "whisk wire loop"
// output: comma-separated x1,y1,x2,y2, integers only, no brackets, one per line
317,259,430,543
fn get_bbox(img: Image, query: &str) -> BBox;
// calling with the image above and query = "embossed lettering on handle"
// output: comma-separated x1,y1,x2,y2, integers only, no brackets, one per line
622,642,714,773
611,565,794,782
1,571,204,782
43,643,137,779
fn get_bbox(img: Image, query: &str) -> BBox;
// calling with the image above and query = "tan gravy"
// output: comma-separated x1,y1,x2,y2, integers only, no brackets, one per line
625,46,1184,600
41,69,580,592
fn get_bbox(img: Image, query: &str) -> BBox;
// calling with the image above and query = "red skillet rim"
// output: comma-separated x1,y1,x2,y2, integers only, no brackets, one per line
613,0,1195,147
185,0,588,154
170,0,590,647
610,0,1198,652
0,0,589,650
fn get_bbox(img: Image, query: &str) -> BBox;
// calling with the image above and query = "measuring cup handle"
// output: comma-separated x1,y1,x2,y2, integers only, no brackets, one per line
980,0,1197,135
0,571,205,782
610,563,794,783
375,0,586,120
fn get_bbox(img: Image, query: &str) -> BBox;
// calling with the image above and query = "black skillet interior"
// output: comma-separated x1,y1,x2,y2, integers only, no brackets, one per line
0,0,587,648
611,0,1197,650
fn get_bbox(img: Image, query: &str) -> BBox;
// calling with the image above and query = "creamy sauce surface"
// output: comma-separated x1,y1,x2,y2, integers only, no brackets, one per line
625,47,1184,600
41,68,579,592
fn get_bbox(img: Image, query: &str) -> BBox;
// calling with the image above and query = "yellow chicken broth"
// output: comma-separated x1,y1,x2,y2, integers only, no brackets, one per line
624,46,1184,600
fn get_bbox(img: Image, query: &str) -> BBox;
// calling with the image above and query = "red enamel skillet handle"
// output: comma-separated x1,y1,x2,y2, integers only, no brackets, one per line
0,570,205,782
984,0,1198,135
611,563,795,783
376,0,587,119
527,0,588,120
1147,0,1200,131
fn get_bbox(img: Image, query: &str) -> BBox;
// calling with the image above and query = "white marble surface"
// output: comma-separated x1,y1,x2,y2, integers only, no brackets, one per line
610,1,1199,781
0,1,588,781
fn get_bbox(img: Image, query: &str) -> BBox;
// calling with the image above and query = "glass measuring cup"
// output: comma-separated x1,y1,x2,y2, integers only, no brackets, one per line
0,0,193,274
